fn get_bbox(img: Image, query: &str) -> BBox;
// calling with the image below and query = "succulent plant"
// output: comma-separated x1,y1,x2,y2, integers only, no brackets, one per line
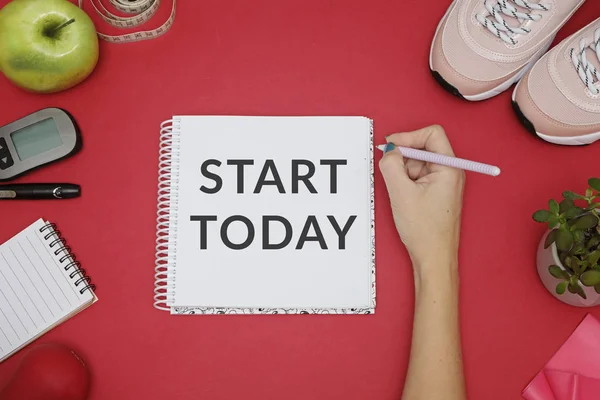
533,178,600,299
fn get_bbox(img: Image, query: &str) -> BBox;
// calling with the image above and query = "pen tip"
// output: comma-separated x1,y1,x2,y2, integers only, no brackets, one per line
493,167,501,177
375,144,386,151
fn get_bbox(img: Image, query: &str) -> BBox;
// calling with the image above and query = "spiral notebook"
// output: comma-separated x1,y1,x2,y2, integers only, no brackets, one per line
0,219,97,362
154,116,375,315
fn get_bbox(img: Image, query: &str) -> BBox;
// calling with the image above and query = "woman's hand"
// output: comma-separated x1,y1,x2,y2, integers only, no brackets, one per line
378,125,465,272
381,125,467,400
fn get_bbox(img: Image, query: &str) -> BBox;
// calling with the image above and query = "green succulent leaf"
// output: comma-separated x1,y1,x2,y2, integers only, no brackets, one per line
560,199,575,214
556,229,574,252
533,210,551,223
545,230,559,249
549,199,560,215
589,178,600,192
548,217,560,229
549,265,569,280
587,188,594,198
563,191,578,200
573,230,586,243
575,283,587,299
581,270,600,286
595,284,600,294
556,281,567,295
565,207,585,219
568,278,587,299
570,256,583,274
587,236,600,249
564,256,579,269
582,263,590,274
589,250,600,266
572,214,599,231
564,256,575,270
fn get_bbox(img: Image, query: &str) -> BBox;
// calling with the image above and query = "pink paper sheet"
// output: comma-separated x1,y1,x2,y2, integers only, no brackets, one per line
523,314,600,400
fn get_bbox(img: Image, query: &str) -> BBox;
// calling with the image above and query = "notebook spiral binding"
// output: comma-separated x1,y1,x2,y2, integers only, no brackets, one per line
154,119,181,311
38,223,96,295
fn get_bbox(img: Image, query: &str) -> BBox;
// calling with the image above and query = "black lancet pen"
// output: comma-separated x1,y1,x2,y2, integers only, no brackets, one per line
0,184,81,200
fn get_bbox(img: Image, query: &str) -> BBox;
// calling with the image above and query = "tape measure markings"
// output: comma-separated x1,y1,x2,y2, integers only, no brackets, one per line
79,0,176,44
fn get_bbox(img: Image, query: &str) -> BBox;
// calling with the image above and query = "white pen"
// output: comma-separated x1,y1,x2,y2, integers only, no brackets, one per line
376,143,501,177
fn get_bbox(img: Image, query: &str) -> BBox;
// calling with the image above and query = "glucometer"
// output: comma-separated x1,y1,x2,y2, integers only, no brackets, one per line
0,108,82,182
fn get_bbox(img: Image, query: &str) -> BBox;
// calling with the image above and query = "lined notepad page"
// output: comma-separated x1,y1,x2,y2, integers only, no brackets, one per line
0,219,94,362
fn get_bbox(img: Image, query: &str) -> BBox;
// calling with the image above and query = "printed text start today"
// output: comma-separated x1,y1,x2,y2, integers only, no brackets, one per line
190,159,358,251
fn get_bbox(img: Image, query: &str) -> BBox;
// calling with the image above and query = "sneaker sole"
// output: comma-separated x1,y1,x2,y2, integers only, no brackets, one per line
511,81,600,146
428,1,554,102
430,70,465,99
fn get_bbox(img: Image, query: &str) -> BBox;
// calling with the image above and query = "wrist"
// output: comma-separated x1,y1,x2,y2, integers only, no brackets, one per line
410,249,459,272
413,262,460,296
412,254,459,286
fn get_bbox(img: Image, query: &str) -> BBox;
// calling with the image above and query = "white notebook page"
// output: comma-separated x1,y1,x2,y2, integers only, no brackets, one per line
171,116,374,310
0,219,93,362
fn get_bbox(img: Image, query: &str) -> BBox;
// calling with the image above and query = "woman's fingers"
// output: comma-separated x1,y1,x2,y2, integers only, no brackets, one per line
386,125,455,157
405,158,429,180
379,143,415,199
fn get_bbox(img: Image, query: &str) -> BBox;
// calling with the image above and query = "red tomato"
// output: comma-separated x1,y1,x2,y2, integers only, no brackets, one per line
0,343,90,400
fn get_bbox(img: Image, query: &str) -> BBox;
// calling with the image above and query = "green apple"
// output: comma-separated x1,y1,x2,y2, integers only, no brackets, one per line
0,0,99,93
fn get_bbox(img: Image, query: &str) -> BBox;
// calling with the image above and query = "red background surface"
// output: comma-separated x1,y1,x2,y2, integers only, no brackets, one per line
1,1,600,399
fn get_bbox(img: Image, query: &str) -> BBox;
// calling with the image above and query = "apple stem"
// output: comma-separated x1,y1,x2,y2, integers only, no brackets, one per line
50,18,76,35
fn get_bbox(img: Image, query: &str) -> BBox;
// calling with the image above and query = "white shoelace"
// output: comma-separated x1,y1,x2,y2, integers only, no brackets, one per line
476,0,551,45
570,29,600,95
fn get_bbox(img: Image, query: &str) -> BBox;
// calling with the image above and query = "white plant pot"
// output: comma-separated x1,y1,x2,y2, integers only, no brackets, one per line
537,230,600,307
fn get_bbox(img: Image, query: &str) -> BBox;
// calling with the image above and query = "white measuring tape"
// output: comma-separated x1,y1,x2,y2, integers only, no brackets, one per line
78,0,176,43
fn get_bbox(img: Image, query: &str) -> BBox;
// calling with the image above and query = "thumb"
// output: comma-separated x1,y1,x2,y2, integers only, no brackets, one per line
378,143,413,198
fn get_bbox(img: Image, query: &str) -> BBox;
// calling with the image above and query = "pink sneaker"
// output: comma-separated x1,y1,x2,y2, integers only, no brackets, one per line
430,0,585,101
513,17,600,145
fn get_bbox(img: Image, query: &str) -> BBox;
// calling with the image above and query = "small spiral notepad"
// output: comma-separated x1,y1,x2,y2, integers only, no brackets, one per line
0,219,97,362
154,116,376,315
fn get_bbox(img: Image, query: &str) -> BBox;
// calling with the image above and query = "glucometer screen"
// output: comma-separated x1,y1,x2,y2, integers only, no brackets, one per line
10,118,63,161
